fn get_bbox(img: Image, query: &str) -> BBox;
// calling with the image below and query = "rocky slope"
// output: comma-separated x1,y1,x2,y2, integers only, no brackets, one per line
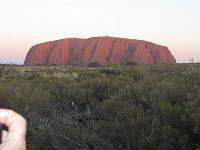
24,36,176,65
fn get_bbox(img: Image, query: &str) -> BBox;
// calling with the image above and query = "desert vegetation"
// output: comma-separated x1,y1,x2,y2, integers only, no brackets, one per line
0,64,200,150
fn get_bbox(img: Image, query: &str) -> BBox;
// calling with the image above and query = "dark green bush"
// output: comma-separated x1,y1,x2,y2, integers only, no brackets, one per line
99,68,121,76
0,64,200,150
121,61,137,66
0,66,4,77
88,61,101,67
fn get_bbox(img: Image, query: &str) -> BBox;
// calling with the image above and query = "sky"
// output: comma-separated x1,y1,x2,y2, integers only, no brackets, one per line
0,0,200,64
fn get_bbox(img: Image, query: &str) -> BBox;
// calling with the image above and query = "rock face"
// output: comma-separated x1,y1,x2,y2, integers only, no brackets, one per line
24,36,176,65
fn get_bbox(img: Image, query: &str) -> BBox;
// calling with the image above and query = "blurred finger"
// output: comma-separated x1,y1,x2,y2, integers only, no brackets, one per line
0,109,27,139
2,130,8,142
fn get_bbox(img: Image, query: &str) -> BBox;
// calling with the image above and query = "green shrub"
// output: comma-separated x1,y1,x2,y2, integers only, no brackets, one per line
0,67,4,77
121,61,137,66
99,68,121,76
1,64,200,150
88,61,101,67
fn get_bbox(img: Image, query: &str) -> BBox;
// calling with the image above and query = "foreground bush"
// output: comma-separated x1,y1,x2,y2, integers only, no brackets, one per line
0,64,200,150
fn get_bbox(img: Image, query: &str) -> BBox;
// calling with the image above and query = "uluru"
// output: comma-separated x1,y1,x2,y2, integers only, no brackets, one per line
24,36,176,65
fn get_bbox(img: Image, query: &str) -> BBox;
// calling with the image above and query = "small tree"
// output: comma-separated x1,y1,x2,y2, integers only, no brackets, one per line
121,61,137,66
88,61,101,67
0,67,4,77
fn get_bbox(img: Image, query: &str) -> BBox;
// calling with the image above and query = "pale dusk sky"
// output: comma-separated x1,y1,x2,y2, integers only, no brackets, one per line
0,0,200,64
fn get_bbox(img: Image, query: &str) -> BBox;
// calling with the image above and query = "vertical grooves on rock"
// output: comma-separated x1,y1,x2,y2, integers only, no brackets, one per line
106,39,117,63
43,44,53,64
125,41,136,61
69,39,79,64
121,40,132,62
80,38,92,64
24,37,176,65
58,47,62,64
87,40,98,63
45,42,58,64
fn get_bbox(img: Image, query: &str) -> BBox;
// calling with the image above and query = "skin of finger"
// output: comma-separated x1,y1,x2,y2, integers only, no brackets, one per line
0,139,26,150
0,128,26,150
0,109,27,136
2,131,8,142
0,109,27,150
